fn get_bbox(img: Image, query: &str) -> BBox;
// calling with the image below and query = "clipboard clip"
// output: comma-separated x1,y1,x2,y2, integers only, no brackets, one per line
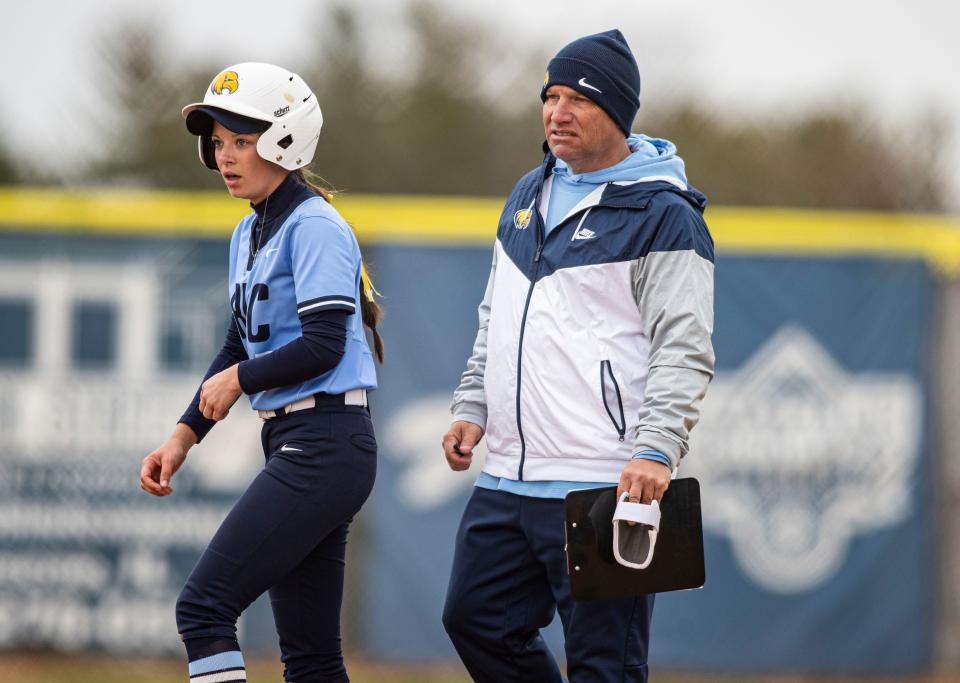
612,493,660,570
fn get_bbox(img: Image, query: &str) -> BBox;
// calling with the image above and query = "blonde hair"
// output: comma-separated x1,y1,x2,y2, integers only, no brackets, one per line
294,168,385,364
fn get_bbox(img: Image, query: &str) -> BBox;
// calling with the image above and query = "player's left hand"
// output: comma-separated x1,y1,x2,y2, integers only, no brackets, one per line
617,458,672,505
199,364,243,421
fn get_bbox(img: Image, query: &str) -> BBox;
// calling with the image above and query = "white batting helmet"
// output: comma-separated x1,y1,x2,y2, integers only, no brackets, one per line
181,62,323,171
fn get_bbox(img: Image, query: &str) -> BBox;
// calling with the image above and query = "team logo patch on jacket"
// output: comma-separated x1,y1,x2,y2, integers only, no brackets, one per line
513,208,532,230
211,70,239,95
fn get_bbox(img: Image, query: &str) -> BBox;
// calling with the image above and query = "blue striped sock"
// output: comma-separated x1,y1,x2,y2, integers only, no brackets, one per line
188,650,246,683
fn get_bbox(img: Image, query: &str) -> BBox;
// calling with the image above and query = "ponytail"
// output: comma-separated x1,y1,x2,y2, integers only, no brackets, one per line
294,167,335,202
295,168,385,364
360,263,385,364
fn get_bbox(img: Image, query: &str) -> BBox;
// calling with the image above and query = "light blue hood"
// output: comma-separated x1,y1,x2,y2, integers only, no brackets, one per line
553,134,688,187
544,134,689,233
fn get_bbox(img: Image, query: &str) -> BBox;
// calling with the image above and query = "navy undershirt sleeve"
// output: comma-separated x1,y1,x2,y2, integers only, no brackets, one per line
178,318,249,442
237,309,348,395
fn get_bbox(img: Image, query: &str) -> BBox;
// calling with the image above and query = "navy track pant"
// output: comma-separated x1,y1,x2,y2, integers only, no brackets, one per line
443,486,654,683
176,405,377,682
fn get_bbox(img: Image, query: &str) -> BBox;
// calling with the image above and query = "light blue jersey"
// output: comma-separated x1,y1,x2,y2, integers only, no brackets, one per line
228,195,377,410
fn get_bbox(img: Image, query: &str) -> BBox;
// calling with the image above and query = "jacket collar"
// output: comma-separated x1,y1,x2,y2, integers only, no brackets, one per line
536,149,707,214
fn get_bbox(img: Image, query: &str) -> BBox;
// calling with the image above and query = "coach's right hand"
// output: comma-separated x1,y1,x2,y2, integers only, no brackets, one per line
442,421,484,472
140,423,197,496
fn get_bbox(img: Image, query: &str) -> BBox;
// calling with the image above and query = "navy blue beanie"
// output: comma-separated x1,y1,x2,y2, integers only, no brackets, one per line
540,29,641,136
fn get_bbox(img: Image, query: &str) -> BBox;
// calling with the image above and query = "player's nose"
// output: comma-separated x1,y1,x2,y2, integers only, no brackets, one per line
216,146,235,166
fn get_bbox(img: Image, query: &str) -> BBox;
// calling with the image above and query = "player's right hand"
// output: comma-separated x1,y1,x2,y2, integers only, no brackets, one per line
140,425,196,496
442,421,484,472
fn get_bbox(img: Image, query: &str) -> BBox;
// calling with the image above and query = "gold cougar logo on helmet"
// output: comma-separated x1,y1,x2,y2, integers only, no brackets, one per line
211,71,239,95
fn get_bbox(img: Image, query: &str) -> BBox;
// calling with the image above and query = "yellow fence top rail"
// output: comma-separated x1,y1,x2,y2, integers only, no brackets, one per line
2,186,960,274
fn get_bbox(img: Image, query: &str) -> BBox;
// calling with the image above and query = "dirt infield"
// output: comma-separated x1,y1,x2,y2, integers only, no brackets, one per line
1,654,959,683
2,655,468,683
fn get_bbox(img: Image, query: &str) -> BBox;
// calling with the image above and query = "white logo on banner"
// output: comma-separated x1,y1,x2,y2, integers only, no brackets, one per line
385,395,487,509
685,325,922,593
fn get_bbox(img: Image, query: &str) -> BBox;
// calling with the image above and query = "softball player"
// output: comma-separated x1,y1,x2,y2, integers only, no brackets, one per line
140,62,383,683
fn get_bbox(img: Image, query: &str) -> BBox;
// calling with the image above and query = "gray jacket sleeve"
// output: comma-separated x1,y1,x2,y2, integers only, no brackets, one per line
450,246,497,429
632,209,715,470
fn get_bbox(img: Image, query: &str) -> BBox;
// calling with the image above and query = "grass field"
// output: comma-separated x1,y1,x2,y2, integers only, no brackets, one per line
1,655,959,683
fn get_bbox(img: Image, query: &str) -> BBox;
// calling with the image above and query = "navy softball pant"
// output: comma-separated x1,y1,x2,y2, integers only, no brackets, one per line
443,487,655,683
176,405,377,683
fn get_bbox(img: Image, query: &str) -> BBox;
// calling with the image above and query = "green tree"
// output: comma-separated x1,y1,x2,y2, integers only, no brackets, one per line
81,5,950,212
378,1,538,195
0,116,20,184
305,2,948,210
86,19,218,190
639,103,947,212
306,2,544,197
0,142,17,184
300,5,394,193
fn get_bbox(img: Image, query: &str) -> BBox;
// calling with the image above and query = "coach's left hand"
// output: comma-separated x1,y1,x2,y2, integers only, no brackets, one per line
199,364,243,421
617,458,671,505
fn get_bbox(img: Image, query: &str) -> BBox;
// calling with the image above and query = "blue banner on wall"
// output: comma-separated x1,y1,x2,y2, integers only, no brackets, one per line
0,230,935,672
361,244,495,659
654,255,933,673
364,248,934,673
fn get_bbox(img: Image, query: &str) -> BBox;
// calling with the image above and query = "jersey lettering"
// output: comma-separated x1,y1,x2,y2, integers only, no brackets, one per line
247,283,270,342
231,281,271,342
231,282,248,340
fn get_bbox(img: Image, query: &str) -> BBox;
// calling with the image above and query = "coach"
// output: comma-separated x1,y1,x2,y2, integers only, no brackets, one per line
440,29,715,682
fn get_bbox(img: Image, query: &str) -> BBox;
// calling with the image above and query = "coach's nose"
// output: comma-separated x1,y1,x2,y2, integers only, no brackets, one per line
549,99,575,125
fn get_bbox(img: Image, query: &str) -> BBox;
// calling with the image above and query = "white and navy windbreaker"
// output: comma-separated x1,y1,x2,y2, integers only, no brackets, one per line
452,156,715,482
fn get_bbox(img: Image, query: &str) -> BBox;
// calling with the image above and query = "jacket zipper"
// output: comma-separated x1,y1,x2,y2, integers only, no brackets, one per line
513,185,605,479
515,208,544,481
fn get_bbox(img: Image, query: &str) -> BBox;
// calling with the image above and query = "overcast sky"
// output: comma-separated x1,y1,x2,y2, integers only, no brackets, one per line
3,0,958,207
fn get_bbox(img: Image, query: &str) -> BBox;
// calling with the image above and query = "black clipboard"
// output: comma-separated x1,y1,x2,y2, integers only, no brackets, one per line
564,478,705,600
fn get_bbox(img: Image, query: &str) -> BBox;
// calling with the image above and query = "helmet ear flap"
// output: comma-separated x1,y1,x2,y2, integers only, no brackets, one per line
199,136,218,170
